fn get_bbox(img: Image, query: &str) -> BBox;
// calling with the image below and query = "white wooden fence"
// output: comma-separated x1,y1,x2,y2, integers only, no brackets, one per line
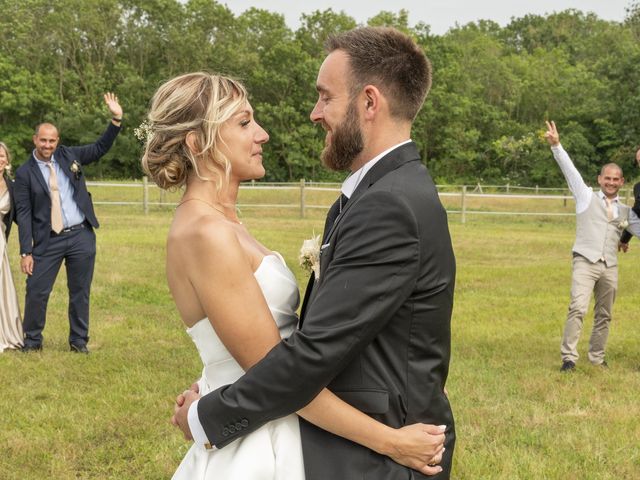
87,179,637,223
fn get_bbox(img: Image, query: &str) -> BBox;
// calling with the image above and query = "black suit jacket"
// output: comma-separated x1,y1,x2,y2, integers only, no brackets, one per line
2,172,16,239
620,182,640,244
198,142,456,479
14,123,120,255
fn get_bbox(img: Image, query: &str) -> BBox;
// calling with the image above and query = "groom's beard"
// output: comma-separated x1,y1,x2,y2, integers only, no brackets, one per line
321,100,364,172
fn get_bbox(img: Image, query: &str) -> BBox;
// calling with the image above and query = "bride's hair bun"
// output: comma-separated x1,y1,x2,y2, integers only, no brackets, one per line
141,72,248,191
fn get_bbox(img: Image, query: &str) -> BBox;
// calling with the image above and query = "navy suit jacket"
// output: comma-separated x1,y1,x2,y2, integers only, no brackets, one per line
14,122,120,255
2,172,16,239
197,142,456,479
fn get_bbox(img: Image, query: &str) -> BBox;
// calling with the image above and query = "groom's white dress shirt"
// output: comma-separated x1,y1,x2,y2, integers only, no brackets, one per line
187,139,412,449
552,144,640,237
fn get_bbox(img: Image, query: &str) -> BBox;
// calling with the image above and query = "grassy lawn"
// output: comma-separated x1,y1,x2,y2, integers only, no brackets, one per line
1,201,639,479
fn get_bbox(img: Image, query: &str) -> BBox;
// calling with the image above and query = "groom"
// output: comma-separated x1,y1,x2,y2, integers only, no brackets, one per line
174,27,456,478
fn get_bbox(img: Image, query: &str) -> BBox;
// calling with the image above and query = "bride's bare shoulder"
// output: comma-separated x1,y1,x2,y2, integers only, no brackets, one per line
168,214,241,259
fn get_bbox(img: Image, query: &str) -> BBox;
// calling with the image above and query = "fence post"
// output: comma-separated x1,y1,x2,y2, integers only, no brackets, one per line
300,178,306,218
626,187,631,204
563,189,567,208
535,185,539,194
143,176,149,215
461,185,467,224
506,183,510,194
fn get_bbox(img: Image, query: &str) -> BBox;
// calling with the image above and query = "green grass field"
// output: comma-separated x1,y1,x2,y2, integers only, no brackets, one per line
1,200,639,479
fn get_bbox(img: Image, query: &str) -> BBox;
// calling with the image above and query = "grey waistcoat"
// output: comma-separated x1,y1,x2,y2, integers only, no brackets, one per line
573,192,630,266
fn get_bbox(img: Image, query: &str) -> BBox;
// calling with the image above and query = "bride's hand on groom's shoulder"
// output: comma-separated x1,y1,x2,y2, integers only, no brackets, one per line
171,382,201,441
386,423,446,476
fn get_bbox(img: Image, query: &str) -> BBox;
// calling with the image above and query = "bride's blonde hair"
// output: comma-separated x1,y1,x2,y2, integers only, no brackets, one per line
141,72,248,190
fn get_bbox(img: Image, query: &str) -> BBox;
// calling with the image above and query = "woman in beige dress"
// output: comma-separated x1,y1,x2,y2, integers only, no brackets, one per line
0,142,24,352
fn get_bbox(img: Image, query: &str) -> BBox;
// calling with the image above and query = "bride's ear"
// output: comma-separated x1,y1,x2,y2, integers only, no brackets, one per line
185,131,199,155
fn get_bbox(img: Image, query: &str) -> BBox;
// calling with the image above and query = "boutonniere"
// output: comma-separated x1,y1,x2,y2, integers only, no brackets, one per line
299,234,321,279
618,219,629,230
70,160,82,179
3,164,11,174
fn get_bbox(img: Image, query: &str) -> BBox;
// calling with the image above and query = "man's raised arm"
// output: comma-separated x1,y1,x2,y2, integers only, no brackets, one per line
545,120,592,212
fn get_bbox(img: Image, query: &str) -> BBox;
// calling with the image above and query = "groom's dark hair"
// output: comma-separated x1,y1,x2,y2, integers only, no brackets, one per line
325,27,432,121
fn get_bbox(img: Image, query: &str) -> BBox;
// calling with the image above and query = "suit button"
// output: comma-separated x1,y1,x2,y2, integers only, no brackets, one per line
241,419,249,427
235,422,242,430
228,425,236,433
222,428,230,437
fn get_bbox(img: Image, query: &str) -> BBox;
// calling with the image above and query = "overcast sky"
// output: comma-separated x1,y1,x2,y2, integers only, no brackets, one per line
221,0,633,34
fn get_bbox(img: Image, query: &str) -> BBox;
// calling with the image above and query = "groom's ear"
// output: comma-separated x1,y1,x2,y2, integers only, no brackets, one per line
185,131,200,155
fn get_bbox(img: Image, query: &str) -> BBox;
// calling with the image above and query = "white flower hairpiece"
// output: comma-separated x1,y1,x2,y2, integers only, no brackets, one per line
299,234,321,279
134,120,154,144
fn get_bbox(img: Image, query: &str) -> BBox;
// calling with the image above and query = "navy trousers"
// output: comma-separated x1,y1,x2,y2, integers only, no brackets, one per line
22,225,96,347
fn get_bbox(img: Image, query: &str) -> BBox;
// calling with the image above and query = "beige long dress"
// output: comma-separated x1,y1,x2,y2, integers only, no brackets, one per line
0,188,23,352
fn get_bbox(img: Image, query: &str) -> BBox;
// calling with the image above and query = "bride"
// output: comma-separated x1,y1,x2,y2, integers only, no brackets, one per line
141,72,446,479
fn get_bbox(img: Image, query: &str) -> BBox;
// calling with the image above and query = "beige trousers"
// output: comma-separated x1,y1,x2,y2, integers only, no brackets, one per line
560,255,617,365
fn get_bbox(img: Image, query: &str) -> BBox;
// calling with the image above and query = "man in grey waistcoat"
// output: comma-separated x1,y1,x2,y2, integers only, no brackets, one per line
545,121,640,372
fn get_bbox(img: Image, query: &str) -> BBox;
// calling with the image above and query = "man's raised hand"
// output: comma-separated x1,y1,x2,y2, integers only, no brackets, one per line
104,92,123,119
544,120,560,146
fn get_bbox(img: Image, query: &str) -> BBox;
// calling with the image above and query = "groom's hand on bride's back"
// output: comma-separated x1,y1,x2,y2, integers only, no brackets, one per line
171,382,200,440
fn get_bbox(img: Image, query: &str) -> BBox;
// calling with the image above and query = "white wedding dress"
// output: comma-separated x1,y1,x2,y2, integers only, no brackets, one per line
173,253,305,479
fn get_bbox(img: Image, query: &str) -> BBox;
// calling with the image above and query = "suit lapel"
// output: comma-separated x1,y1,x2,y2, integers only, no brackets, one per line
29,156,50,197
300,194,342,327
322,142,421,243
57,156,76,184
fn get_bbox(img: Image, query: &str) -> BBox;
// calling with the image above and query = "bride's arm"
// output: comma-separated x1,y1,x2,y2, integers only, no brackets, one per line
297,389,445,475
182,224,444,475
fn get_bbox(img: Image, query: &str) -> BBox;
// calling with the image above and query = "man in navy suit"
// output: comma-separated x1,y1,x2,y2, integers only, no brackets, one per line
14,93,123,353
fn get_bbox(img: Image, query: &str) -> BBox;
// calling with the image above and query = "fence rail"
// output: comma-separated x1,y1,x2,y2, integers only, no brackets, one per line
86,179,636,223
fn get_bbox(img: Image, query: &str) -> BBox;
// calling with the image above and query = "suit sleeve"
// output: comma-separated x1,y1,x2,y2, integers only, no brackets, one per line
198,190,420,448
14,168,34,254
68,122,121,165
620,182,640,244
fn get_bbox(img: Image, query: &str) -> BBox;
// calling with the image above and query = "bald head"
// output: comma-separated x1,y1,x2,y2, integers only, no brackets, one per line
600,162,622,177
636,148,640,167
34,123,58,137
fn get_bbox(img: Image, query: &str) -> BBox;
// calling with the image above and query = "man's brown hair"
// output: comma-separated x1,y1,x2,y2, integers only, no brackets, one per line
325,27,432,121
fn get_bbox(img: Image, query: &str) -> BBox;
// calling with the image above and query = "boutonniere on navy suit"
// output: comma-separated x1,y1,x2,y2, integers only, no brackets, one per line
70,160,82,180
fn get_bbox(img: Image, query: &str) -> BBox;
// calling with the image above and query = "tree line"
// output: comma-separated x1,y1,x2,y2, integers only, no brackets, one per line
1,0,639,185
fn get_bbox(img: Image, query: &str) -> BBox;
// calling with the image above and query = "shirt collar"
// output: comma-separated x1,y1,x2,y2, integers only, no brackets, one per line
33,149,55,165
597,190,619,203
341,140,411,198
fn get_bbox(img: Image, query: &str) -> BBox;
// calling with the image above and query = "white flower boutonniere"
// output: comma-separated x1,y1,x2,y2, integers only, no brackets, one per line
70,160,82,179
299,234,321,279
618,219,629,230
